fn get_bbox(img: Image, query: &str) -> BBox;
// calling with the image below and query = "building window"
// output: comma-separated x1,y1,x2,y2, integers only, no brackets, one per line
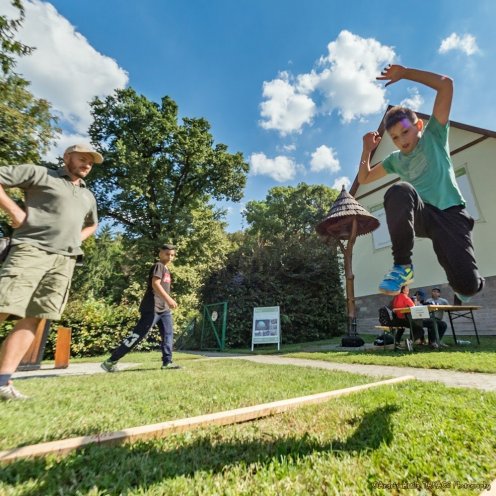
456,166,480,221
369,204,391,250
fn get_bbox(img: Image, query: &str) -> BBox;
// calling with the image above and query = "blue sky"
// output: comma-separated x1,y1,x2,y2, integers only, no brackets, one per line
2,0,495,231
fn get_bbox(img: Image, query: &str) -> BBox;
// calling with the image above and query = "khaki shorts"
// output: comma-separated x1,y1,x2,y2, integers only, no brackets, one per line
0,243,76,320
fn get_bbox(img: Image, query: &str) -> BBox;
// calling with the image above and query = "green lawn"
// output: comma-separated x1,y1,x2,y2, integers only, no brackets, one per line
2,357,375,450
1,353,495,495
223,335,496,374
283,335,496,374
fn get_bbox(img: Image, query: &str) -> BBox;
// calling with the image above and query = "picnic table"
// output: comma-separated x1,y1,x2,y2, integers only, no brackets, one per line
396,305,481,347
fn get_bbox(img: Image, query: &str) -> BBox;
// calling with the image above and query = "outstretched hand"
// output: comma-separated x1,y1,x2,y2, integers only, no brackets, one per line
376,64,406,87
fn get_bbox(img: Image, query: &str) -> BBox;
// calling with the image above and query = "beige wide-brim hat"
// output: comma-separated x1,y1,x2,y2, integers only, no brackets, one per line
64,144,104,164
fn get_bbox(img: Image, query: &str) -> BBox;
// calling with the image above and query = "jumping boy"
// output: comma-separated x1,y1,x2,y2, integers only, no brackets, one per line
358,65,484,301
101,244,181,372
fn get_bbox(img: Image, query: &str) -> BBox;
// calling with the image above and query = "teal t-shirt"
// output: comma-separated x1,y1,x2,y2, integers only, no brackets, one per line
382,117,465,210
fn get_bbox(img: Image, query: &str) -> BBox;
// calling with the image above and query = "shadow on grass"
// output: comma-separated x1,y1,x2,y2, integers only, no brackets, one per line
1,405,399,494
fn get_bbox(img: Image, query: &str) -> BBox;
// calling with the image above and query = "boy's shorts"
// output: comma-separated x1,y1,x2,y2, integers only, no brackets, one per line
0,243,77,320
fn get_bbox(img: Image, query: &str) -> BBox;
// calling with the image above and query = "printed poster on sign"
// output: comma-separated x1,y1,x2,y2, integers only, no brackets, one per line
252,306,280,351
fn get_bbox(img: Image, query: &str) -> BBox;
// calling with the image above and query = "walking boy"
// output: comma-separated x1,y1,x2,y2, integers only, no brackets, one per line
0,144,101,400
358,65,484,300
101,244,181,372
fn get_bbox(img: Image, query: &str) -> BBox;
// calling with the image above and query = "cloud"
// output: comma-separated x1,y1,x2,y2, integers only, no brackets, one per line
439,33,479,55
259,30,396,134
310,145,340,173
331,176,351,191
316,30,396,122
4,0,128,146
250,152,297,182
43,132,90,163
400,87,424,111
282,143,296,152
259,72,316,135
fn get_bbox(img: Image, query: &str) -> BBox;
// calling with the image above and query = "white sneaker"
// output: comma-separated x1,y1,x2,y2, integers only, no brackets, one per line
0,383,29,401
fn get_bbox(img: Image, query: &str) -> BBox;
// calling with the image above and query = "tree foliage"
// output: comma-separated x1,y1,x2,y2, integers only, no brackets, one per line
201,183,347,347
0,0,59,236
88,88,248,248
0,75,57,165
74,90,248,337
0,0,32,76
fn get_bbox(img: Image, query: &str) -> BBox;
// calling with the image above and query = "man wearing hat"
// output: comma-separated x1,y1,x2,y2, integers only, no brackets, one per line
101,243,182,372
413,288,426,305
423,287,449,347
0,144,102,400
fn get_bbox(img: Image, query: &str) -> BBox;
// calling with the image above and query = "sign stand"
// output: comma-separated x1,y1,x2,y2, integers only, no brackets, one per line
251,306,280,351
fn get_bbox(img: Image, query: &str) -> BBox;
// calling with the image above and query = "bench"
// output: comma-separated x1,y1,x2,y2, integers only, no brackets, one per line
373,325,408,351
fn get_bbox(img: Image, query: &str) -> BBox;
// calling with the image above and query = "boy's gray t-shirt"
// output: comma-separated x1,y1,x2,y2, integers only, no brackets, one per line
0,164,98,256
140,262,172,313
382,117,465,210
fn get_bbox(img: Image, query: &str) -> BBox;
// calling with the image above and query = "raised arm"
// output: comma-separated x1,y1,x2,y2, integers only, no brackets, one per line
357,132,387,185
377,65,453,125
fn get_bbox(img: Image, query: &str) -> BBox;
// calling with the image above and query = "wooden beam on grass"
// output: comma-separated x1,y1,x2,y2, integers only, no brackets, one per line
0,375,414,463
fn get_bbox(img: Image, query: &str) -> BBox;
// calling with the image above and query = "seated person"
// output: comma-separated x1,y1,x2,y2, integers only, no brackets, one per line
413,288,426,305
422,287,449,347
392,285,425,344
378,304,408,345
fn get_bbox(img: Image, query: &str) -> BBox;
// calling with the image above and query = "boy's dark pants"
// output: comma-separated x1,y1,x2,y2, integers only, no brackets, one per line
384,182,484,296
109,310,174,365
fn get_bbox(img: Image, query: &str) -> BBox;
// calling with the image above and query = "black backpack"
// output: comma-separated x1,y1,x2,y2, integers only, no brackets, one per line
378,305,394,326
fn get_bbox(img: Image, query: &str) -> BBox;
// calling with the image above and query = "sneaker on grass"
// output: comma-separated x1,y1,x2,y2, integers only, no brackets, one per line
100,360,118,373
379,264,414,295
161,362,182,370
0,383,29,401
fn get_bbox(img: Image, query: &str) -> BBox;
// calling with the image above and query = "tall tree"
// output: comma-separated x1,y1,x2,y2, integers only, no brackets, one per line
0,0,59,236
202,183,347,347
0,0,58,165
0,0,32,75
244,183,339,242
87,89,248,328
88,88,248,248
0,75,57,165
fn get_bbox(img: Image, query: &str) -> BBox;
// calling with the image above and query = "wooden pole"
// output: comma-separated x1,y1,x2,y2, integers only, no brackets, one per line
338,218,358,334
54,327,71,369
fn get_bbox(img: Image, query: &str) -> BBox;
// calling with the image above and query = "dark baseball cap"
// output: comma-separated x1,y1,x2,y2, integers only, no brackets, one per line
160,243,176,250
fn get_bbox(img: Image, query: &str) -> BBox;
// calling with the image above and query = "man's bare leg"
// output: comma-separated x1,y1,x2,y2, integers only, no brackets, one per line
0,316,40,375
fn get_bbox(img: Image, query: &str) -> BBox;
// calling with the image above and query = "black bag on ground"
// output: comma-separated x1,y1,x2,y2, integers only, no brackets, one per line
341,336,365,347
374,333,395,346
0,237,11,263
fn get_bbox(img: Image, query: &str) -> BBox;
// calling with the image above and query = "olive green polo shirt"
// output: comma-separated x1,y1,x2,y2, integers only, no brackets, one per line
0,164,98,256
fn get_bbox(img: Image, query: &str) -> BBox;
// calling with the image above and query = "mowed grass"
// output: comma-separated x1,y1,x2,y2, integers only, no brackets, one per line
1,356,375,450
1,379,495,495
285,335,496,373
